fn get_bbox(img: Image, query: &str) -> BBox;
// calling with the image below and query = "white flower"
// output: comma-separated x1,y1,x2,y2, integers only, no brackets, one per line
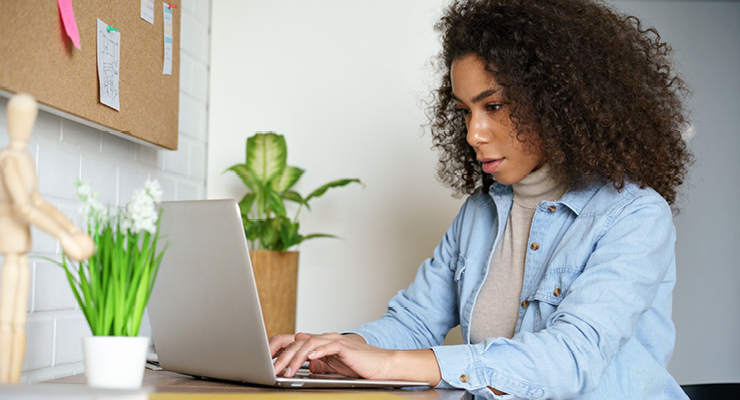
77,179,163,236
123,181,161,234
120,216,132,233
76,180,107,230
144,179,163,203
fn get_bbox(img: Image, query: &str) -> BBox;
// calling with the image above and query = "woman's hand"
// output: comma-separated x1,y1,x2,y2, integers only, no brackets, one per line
269,332,389,379
269,332,441,385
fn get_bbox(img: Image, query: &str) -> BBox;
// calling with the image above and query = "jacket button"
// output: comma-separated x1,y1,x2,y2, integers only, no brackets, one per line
548,205,557,212
553,288,562,297
460,374,469,383
530,242,539,251
521,300,529,308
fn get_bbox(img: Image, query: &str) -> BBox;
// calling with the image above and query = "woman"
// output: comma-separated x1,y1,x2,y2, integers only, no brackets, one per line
270,0,692,398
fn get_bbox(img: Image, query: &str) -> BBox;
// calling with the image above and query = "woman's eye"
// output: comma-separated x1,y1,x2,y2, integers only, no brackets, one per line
454,107,471,115
486,104,502,112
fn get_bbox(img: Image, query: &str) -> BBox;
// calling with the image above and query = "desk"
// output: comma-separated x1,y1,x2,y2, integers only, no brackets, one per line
29,369,466,400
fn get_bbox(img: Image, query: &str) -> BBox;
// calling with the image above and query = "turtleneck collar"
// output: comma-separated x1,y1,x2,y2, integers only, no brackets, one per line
511,165,567,209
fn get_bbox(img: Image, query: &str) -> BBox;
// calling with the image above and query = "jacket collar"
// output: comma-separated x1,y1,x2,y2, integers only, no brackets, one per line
490,180,604,217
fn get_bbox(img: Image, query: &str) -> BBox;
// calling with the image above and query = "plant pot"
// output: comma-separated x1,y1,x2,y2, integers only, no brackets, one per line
250,250,299,339
82,336,149,389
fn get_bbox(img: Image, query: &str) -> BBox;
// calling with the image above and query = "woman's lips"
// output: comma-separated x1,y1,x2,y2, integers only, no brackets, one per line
479,158,504,174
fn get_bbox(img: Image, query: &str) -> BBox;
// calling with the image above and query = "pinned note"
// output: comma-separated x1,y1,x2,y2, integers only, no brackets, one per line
141,0,155,24
57,0,81,49
162,3,174,75
97,19,121,111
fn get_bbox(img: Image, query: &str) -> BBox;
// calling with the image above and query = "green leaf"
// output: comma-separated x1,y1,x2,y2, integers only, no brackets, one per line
260,217,283,250
266,187,286,216
281,190,305,206
255,188,268,219
303,233,338,241
226,164,260,193
270,166,305,193
246,132,287,186
305,179,362,203
239,193,256,216
280,220,302,250
232,133,362,251
54,203,169,337
244,219,264,242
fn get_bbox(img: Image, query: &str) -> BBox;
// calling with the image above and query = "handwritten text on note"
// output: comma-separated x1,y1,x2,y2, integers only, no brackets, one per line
141,0,155,24
162,3,174,75
97,19,121,111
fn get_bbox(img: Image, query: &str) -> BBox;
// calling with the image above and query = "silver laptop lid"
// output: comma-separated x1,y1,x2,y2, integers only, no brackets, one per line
148,199,429,389
148,199,276,386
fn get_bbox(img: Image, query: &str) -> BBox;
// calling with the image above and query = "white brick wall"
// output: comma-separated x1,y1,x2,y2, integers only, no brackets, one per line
0,0,211,383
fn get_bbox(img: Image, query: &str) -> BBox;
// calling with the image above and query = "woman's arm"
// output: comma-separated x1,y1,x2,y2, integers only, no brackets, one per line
269,196,480,380
270,332,443,384
348,195,480,350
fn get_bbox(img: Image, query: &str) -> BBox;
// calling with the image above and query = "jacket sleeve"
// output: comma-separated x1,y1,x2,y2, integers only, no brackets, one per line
432,192,676,399
349,198,470,350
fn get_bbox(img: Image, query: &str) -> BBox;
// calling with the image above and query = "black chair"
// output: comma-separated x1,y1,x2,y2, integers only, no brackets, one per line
681,383,740,400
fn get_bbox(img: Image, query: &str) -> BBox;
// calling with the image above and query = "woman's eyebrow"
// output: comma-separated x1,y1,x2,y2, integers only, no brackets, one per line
452,88,501,104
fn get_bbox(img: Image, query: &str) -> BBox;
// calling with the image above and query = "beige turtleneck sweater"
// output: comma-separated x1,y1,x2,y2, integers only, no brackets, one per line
469,166,567,343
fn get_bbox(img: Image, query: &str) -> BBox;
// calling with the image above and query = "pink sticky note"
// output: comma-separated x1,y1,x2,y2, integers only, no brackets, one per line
58,0,81,49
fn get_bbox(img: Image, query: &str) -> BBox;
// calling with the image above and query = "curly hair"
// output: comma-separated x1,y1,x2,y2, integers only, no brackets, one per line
429,0,693,206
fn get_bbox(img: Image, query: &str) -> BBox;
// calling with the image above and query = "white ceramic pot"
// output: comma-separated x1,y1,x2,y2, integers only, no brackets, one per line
82,336,149,389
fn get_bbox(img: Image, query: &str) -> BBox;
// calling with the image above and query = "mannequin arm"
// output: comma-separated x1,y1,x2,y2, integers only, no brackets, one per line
1,158,93,261
1,157,31,211
31,192,80,234
2,157,66,238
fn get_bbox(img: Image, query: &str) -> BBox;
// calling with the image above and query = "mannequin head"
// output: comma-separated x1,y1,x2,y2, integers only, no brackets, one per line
6,94,38,148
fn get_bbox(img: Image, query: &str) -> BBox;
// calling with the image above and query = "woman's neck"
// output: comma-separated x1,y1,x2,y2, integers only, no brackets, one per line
512,165,566,209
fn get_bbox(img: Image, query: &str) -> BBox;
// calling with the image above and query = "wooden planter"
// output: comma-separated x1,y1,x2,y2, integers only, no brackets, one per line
249,250,299,339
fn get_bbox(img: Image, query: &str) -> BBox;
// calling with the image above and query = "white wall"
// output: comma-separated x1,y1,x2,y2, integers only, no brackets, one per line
610,0,740,385
207,0,464,335
0,0,211,383
209,0,740,386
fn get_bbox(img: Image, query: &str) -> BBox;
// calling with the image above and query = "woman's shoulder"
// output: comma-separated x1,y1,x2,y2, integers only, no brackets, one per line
463,184,504,208
571,181,671,221
450,185,508,227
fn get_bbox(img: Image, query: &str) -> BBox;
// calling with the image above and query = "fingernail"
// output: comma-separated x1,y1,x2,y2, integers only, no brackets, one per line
285,367,292,377
308,351,317,358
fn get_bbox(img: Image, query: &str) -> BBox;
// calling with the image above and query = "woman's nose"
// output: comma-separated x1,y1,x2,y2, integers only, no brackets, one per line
466,112,491,147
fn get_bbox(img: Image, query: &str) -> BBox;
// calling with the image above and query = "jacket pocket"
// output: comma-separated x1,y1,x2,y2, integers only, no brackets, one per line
531,267,582,306
527,267,583,330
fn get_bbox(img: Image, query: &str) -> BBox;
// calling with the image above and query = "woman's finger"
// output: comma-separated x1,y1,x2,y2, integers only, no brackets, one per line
307,340,346,361
282,337,331,377
273,336,331,377
272,338,310,375
268,334,296,358
294,332,313,340
308,358,330,374
305,341,365,378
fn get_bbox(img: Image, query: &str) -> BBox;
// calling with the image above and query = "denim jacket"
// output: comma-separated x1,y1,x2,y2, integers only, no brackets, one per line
351,181,687,400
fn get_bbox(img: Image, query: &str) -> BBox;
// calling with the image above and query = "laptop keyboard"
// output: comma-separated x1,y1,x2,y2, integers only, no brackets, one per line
292,368,353,381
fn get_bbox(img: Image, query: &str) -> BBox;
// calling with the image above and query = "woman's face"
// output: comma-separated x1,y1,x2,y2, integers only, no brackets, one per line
451,54,543,185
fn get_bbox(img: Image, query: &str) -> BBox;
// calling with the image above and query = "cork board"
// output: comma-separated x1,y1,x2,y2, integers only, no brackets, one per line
0,0,180,150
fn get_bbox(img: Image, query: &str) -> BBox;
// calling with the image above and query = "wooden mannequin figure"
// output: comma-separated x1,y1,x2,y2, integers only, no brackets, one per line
0,94,94,384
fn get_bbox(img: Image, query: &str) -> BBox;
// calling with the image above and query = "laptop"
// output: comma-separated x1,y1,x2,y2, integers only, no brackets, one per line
147,199,429,389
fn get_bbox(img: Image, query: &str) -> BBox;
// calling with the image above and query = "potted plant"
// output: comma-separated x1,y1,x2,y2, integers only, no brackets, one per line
51,179,167,389
227,132,360,338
